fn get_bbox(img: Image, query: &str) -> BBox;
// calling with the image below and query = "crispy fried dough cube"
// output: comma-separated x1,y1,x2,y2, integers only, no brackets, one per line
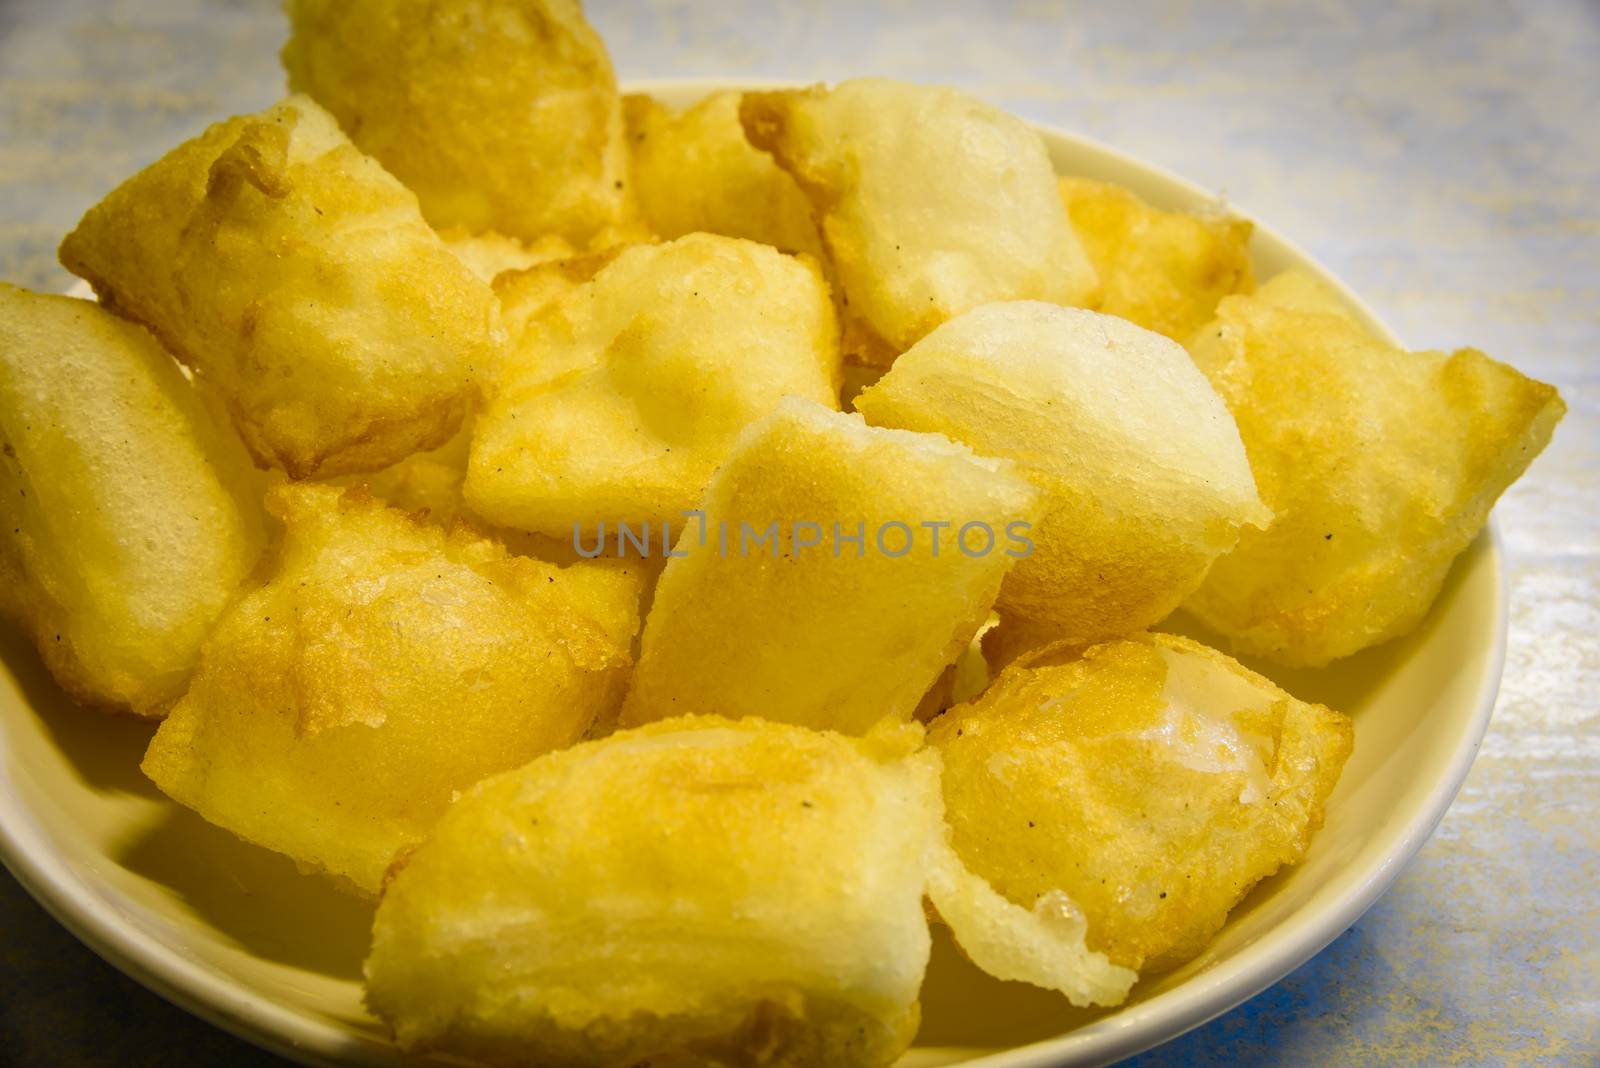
0,286,264,715
141,483,640,895
855,301,1268,649
366,717,937,1068
624,91,822,256
619,398,1037,735
1058,176,1254,341
930,632,1353,973
466,234,841,538
741,79,1096,362
58,96,500,479
1184,271,1565,666
366,716,1132,1066
282,0,630,241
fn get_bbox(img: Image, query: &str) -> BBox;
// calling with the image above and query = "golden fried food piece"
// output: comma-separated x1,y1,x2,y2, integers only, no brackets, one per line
283,0,630,241
444,224,655,306
921,813,1135,1008
625,91,822,256
1185,271,1565,666
58,96,500,479
438,228,576,284
327,420,474,524
366,716,1133,1066
141,483,640,895
490,245,631,341
466,234,841,538
741,79,1096,362
366,717,934,1068
328,418,671,578
930,632,1353,973
855,301,1268,649
0,286,264,715
619,398,1037,735
1058,176,1254,341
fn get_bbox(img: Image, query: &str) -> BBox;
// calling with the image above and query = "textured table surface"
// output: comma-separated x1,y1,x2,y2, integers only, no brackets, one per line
1,1,1596,1065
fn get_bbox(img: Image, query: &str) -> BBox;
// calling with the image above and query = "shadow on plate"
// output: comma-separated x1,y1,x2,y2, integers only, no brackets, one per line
915,925,1111,1049
0,621,162,798
113,803,374,981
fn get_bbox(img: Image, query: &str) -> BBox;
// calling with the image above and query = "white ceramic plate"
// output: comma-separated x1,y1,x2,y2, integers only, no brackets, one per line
0,78,1504,1068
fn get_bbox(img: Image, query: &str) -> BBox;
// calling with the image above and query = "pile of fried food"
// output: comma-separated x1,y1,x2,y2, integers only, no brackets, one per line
0,2,1565,1065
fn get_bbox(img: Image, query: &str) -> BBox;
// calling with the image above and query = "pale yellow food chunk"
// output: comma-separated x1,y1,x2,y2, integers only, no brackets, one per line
282,0,630,241
0,286,264,715
366,717,935,1068
855,301,1268,650
930,632,1353,973
741,79,1096,362
329,415,673,571
439,228,576,284
444,224,653,309
625,91,822,256
58,96,500,478
141,483,640,896
1185,271,1565,666
466,234,841,538
327,419,474,524
620,398,1037,735
491,245,631,341
365,716,1131,1067
921,822,1135,1008
1058,176,1254,341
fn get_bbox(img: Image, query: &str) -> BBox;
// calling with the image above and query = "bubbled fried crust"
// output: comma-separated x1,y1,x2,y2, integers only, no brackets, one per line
59,96,500,480
930,632,1352,973
140,482,642,896
1057,176,1255,343
282,0,631,242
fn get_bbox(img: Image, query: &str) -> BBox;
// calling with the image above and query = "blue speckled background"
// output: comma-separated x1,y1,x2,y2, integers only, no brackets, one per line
1,1,1595,1065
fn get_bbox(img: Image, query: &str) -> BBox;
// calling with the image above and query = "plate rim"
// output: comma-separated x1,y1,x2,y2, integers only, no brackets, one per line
0,75,1507,1068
